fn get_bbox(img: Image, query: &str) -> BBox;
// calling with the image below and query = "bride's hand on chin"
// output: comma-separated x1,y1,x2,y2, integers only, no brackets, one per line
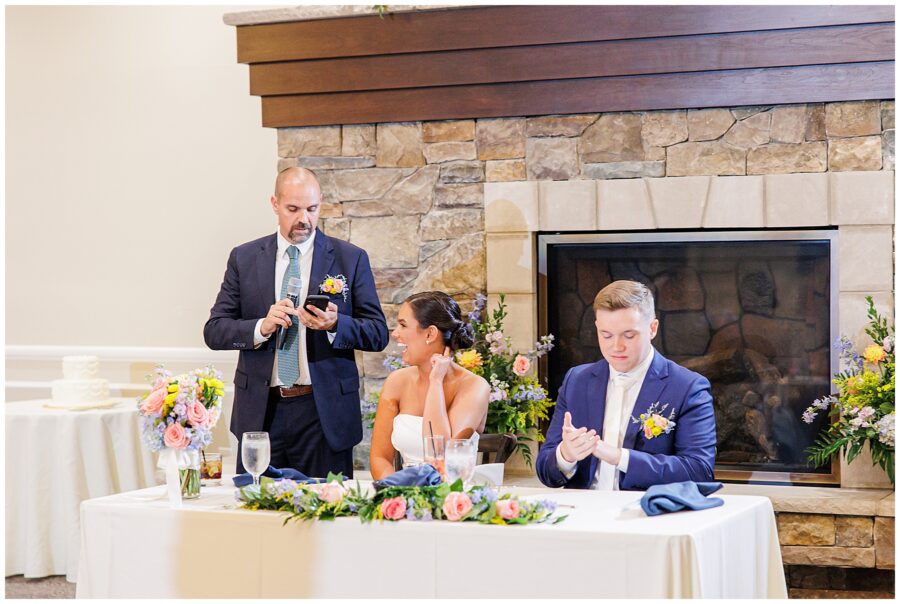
429,347,453,383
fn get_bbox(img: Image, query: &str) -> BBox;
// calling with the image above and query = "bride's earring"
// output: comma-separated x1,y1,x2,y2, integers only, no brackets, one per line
426,339,432,345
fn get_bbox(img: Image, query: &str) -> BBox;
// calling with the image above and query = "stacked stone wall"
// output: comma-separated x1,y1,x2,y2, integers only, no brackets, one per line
274,100,895,397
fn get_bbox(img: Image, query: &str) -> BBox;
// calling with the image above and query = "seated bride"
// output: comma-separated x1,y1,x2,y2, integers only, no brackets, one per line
369,291,491,479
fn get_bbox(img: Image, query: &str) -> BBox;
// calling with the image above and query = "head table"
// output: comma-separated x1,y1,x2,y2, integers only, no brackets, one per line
76,479,786,598
5,398,157,582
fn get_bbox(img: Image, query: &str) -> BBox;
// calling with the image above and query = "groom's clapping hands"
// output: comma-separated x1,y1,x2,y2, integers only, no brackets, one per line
559,412,600,463
592,439,622,466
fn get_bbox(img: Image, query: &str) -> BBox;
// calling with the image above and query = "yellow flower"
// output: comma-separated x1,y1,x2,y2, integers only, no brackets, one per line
652,426,662,437
864,344,886,364
167,383,179,393
455,350,483,369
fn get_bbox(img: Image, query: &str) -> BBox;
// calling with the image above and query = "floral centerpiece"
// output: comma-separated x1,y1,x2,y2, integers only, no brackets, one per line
802,297,894,484
238,474,565,526
137,365,225,498
457,293,555,467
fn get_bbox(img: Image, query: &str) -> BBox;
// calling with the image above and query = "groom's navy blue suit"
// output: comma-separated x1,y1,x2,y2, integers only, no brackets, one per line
536,349,716,490
204,229,388,473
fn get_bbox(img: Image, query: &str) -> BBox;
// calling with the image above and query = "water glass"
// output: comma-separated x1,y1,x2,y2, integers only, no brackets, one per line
422,435,445,480
445,439,477,487
241,432,270,487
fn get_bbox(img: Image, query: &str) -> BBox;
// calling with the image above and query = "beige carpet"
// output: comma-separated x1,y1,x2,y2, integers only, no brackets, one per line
5,576,75,599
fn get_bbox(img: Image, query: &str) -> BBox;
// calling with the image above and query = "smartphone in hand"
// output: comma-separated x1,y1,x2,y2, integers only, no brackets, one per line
303,294,330,312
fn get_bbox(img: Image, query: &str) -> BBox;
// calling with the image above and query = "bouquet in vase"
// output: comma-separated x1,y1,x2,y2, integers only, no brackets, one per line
456,293,555,467
137,365,225,497
802,297,895,484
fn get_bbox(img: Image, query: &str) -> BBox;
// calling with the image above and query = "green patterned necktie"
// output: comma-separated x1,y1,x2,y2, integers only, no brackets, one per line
277,245,301,386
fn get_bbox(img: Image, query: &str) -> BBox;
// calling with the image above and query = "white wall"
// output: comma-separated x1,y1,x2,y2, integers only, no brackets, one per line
6,6,285,453
6,6,280,349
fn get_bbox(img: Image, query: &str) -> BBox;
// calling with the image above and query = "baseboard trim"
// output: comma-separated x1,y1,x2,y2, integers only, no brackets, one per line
5,381,234,393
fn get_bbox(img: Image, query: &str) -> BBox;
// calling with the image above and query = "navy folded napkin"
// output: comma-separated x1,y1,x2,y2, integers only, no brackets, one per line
232,465,313,488
373,464,443,491
640,481,725,516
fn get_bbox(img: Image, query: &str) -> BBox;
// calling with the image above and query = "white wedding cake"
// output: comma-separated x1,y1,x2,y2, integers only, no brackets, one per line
50,355,111,404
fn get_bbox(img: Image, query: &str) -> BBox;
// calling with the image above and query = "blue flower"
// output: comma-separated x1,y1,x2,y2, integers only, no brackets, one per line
468,293,487,323
470,487,497,504
536,499,557,514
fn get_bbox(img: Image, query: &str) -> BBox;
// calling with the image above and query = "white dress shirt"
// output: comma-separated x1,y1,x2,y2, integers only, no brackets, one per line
252,230,321,387
556,348,655,490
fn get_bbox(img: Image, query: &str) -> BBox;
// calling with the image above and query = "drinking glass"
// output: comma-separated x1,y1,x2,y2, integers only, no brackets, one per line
241,432,270,487
422,435,445,480
200,452,223,486
445,439,477,487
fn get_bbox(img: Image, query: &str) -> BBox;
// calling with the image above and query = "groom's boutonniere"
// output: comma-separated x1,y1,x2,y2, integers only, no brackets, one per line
631,402,677,440
320,274,349,302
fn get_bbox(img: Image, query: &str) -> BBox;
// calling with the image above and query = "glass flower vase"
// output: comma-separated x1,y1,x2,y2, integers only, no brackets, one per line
179,467,201,499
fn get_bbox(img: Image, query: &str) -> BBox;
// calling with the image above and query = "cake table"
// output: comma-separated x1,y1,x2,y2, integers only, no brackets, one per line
5,398,158,582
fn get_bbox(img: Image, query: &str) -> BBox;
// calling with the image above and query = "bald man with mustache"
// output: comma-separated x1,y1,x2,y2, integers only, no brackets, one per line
204,167,389,478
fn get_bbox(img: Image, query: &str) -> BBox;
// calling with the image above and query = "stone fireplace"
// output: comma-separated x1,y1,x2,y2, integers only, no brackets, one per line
264,102,898,489
484,165,893,488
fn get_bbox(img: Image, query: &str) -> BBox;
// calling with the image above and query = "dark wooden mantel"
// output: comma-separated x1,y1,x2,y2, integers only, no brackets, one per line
231,5,895,128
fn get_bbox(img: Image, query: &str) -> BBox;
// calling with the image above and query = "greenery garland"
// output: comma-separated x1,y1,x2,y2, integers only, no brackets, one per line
238,473,567,526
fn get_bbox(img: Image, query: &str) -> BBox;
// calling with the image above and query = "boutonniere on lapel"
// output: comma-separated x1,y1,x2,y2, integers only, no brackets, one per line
631,402,677,440
320,274,349,302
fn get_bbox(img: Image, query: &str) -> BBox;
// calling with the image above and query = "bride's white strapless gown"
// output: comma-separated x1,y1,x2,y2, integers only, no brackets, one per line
390,414,479,467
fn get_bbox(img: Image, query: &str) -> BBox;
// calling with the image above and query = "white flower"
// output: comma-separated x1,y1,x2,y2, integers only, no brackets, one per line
876,413,895,447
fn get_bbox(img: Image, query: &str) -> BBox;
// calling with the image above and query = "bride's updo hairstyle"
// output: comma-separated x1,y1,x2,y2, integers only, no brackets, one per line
403,291,475,351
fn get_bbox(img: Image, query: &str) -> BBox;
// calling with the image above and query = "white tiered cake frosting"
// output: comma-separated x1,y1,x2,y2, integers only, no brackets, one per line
50,355,111,404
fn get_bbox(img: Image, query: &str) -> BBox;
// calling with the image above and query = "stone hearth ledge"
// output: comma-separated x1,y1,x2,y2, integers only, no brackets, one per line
224,5,464,26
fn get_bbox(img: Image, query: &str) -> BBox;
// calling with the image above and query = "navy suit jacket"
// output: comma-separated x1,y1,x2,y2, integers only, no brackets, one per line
536,349,716,490
203,229,389,452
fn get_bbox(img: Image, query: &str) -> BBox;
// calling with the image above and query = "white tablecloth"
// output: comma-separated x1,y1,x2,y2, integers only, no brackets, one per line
76,481,786,598
5,399,158,582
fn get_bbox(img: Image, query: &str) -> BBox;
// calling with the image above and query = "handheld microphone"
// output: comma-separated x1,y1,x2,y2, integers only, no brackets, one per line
276,276,303,350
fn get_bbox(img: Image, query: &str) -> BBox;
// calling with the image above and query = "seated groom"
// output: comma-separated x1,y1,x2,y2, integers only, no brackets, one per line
536,280,716,490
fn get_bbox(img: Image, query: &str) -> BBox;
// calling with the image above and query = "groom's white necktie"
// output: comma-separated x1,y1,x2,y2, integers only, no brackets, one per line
596,372,639,491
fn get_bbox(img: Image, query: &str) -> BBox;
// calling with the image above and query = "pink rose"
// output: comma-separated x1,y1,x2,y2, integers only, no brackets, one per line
187,401,209,427
317,481,344,503
643,424,653,439
333,279,344,292
381,496,407,520
652,414,668,430
496,499,520,520
163,422,190,449
140,387,166,415
512,355,531,377
442,492,473,521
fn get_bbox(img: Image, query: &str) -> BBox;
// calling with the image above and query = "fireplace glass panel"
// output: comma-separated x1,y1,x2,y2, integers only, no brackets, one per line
542,233,835,478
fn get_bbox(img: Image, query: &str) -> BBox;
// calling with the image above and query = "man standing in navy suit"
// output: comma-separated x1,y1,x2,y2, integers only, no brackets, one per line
204,167,388,477
537,280,716,490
